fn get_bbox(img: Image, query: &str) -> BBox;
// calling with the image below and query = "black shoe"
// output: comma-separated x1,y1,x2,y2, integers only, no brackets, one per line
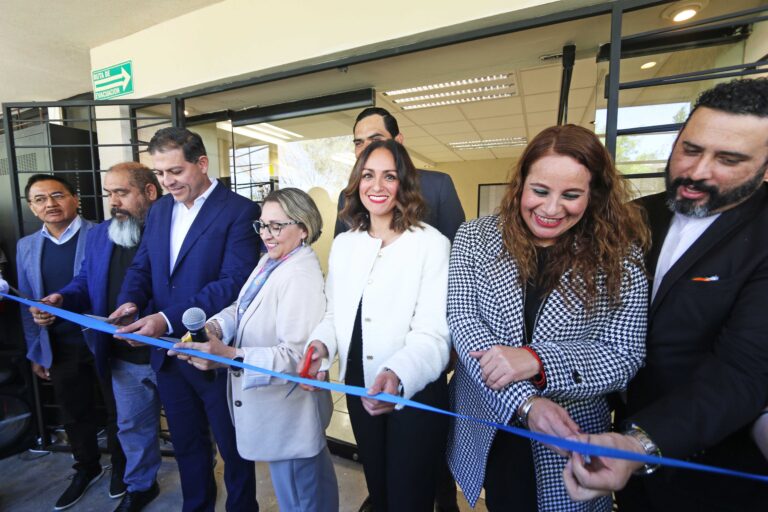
358,495,373,512
54,466,104,510
109,466,127,499
114,481,160,512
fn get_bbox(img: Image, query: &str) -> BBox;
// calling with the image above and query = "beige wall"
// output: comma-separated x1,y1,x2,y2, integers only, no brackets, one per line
89,0,595,98
437,157,517,220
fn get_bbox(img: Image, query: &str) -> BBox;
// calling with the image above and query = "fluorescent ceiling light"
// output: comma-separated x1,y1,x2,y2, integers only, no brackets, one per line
392,84,514,104
260,122,303,139
384,74,511,96
640,61,657,70
449,137,528,150
216,121,287,146
401,93,514,111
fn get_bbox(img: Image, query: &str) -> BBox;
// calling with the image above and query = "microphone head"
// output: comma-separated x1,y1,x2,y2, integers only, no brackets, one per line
182,307,207,332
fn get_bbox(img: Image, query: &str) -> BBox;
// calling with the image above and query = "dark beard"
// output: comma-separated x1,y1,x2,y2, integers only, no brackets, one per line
665,162,766,218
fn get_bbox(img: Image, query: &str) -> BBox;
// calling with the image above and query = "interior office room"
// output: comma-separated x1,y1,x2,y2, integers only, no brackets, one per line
0,0,767,510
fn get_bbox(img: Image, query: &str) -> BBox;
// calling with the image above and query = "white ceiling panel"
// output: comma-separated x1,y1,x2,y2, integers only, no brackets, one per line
524,92,559,113
422,121,476,136
400,106,466,124
491,147,526,159
433,132,482,144
475,128,528,140
458,149,496,160
526,111,557,126
471,115,526,131
519,65,561,94
459,96,523,119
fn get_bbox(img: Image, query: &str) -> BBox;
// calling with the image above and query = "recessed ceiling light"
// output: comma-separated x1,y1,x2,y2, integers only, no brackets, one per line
641,61,657,70
673,8,698,22
662,2,706,23
384,74,512,96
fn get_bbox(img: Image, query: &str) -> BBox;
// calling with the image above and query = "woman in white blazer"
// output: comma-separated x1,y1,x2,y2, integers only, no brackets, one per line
448,125,650,511
302,139,451,511
171,188,338,512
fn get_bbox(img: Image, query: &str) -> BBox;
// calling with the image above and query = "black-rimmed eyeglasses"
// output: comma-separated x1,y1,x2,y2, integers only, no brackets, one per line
253,220,300,236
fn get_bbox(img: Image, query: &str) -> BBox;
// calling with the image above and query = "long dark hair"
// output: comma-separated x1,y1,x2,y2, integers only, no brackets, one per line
498,124,649,309
339,139,426,233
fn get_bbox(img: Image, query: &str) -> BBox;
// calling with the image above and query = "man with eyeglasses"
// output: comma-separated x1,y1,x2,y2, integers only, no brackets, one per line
110,127,260,512
16,173,126,510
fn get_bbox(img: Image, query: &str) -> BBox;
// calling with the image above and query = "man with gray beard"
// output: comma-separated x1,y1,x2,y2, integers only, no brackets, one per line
40,162,163,512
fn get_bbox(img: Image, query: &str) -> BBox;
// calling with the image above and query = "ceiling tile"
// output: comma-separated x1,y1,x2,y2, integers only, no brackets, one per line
398,106,466,124
458,149,496,160
422,121,476,136
433,132,482,144
526,111,556,126
491,147,525,159
524,92,559,113
476,128,527,140
519,65,561,94
568,87,594,108
471,115,525,131
460,96,523,119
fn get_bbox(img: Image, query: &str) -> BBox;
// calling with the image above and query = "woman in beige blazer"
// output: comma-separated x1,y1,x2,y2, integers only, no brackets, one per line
172,188,338,512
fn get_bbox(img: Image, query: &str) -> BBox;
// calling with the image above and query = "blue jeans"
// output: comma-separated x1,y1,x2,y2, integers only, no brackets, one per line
111,359,162,492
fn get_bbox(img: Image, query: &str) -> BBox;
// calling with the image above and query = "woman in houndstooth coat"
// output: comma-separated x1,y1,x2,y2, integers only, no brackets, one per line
447,125,650,511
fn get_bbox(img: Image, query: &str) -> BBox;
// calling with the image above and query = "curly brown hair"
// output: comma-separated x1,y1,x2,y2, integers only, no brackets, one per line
339,139,427,233
498,124,650,309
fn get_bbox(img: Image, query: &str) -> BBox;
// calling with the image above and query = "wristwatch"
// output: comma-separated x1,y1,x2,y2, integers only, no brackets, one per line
623,423,661,475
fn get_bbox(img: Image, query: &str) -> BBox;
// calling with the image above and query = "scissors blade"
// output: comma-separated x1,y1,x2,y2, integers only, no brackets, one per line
8,285,42,301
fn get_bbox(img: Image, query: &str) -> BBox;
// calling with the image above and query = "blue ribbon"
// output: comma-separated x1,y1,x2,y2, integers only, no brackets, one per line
5,291,768,484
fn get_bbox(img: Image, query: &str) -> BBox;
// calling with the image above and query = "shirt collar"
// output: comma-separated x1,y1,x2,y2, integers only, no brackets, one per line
41,216,82,245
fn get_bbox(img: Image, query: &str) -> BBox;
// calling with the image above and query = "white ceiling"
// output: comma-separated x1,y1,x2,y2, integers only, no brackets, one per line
185,0,766,165
0,0,224,103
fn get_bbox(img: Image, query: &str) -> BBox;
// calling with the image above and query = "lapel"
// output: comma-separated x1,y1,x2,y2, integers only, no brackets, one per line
650,186,765,315
172,182,224,276
30,233,45,299
96,222,116,304
152,196,173,277
485,229,522,343
535,271,578,342
642,193,673,276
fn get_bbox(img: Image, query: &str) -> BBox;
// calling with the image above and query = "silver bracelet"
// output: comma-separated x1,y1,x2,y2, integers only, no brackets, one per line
517,395,539,428
206,320,223,340
623,424,661,475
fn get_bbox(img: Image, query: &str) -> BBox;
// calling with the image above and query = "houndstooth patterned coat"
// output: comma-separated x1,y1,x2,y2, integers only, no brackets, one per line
447,215,647,511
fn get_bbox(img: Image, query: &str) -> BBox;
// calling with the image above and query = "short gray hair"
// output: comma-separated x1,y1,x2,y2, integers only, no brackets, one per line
263,188,323,244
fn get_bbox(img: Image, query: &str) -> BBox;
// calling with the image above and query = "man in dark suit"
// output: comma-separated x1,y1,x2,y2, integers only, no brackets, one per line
563,78,768,511
19,174,126,510
334,107,465,242
111,128,260,512
336,108,464,512
42,162,163,511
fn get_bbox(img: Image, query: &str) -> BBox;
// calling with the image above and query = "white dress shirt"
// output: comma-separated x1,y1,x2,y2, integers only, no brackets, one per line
169,178,217,272
41,216,82,245
652,212,720,300
162,177,217,332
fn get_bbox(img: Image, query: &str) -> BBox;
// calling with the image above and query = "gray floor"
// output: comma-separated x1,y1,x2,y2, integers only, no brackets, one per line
0,449,484,511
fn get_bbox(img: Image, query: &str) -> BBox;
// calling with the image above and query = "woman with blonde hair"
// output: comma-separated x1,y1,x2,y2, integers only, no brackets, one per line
448,124,650,511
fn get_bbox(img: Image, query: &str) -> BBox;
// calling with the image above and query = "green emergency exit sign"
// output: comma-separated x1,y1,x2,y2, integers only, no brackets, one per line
92,61,134,100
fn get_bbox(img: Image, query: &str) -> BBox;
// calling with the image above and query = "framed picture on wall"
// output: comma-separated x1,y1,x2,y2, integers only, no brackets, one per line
477,183,507,218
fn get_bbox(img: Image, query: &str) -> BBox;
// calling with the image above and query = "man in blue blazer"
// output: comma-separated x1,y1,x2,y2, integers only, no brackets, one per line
18,174,125,510
111,128,260,512
334,107,466,243
43,162,163,511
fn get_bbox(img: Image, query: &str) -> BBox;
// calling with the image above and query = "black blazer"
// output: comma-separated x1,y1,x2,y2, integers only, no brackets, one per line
334,169,465,242
621,185,768,511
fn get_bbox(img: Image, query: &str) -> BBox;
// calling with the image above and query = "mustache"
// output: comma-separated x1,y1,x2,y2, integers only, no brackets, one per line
110,207,133,218
668,177,718,195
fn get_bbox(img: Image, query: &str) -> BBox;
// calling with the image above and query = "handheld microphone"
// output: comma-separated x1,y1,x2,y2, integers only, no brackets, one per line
181,307,215,381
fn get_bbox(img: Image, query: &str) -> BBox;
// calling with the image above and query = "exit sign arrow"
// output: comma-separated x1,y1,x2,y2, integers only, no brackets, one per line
92,61,134,100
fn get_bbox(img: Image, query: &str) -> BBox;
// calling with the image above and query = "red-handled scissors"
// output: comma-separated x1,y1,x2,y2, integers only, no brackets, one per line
285,345,316,398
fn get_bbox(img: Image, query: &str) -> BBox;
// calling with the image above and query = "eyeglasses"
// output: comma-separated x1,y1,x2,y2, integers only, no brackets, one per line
253,220,300,236
28,192,72,206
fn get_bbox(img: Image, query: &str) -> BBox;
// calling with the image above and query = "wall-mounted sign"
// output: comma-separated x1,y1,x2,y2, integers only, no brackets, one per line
92,61,133,100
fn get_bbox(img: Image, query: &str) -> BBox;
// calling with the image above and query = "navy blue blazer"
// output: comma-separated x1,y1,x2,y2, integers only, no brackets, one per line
117,182,261,370
57,219,151,377
334,168,465,242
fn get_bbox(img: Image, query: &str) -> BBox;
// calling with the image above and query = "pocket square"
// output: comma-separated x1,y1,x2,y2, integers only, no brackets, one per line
691,275,719,282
